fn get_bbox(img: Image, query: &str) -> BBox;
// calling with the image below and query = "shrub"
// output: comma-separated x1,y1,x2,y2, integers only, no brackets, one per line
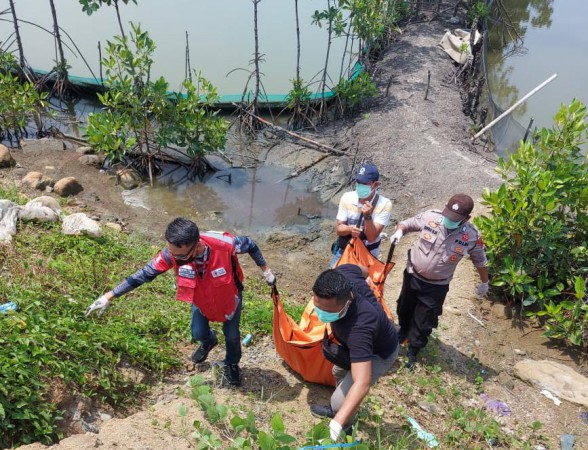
85,23,227,167
475,99,588,345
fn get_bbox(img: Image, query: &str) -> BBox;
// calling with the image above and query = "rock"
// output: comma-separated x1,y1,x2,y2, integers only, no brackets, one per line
22,172,54,191
22,171,42,188
105,222,122,232
99,413,112,421
0,144,16,168
76,146,94,155
446,305,462,316
513,349,526,356
78,154,105,167
513,359,588,408
118,168,142,190
491,303,513,319
62,213,102,237
418,401,440,415
122,187,151,210
54,177,83,197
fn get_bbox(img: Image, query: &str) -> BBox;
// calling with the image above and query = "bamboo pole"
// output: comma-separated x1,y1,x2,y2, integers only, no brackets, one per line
471,74,557,142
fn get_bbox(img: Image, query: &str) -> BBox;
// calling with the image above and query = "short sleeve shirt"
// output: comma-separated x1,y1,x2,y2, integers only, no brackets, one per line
336,191,393,255
331,264,398,362
400,210,488,284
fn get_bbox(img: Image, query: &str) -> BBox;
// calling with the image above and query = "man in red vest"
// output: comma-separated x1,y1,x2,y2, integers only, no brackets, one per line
85,217,276,386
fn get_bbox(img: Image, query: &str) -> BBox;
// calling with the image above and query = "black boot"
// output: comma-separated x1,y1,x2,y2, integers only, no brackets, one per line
224,363,242,387
406,346,420,370
191,331,218,364
310,404,335,419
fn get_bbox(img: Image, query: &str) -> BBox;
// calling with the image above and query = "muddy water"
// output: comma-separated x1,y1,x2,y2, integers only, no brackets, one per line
2,0,350,95
145,162,336,230
485,0,588,151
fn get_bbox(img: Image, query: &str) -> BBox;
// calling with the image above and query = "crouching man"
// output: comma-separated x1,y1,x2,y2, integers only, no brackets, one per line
310,264,399,441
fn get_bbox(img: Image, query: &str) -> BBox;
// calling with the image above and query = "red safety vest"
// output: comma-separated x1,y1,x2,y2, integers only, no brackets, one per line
165,232,244,322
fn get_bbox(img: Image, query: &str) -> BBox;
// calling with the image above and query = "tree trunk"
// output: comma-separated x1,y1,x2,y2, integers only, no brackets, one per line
114,0,126,39
320,0,333,120
253,0,261,113
8,0,25,70
295,0,300,82
48,0,67,78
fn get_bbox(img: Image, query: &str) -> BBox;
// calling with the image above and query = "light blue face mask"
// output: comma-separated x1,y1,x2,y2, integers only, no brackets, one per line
314,300,351,323
443,217,462,230
355,183,372,199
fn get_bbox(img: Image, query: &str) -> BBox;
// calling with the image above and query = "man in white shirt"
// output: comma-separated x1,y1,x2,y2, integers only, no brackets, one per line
330,163,393,267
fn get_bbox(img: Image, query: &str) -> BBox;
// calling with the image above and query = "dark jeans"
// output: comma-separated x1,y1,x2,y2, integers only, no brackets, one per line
397,269,450,349
190,292,243,365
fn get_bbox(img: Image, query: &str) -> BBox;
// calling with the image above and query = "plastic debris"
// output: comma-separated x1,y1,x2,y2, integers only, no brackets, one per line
298,441,361,450
540,389,561,406
579,411,588,424
406,416,439,448
480,393,512,417
560,434,575,450
243,333,253,346
0,301,17,313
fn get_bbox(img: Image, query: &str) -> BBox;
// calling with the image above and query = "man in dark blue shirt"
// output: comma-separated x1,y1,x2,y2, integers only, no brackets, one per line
310,264,399,441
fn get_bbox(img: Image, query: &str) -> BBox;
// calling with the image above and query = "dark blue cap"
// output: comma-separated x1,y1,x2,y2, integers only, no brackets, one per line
354,163,379,183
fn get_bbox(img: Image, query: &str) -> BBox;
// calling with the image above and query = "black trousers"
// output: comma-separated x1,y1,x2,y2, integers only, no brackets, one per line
397,269,450,350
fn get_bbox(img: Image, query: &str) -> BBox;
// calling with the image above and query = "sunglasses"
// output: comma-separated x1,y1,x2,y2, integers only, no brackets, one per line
171,242,197,261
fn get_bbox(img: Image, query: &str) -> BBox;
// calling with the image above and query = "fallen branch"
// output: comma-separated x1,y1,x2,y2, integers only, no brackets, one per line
234,103,348,156
275,153,330,183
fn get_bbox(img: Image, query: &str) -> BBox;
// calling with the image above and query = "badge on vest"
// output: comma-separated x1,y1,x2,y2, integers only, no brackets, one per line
178,266,195,279
211,267,227,278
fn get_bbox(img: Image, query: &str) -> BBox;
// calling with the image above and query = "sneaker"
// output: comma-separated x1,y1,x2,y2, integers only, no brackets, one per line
310,404,335,419
224,363,242,387
191,332,218,364
405,346,419,370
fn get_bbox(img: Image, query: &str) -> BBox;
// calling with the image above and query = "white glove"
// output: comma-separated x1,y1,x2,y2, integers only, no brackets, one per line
263,269,276,286
390,229,403,245
329,419,343,441
476,281,489,298
85,295,111,317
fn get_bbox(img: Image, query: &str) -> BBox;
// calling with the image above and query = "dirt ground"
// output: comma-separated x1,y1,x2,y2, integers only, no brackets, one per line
10,13,588,450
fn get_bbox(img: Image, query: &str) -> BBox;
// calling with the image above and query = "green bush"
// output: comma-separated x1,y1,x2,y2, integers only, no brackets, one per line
0,221,298,446
85,23,227,164
334,72,377,117
0,225,188,446
475,99,588,345
0,71,49,142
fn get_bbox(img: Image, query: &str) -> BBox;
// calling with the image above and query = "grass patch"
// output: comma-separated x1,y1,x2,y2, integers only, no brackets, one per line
0,222,288,447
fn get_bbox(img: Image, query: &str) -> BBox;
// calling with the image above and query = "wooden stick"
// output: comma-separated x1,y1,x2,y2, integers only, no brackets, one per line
468,311,486,328
472,74,557,141
424,69,431,100
235,105,348,156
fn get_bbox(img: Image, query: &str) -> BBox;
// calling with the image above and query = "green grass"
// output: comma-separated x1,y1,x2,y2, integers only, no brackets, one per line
0,222,291,447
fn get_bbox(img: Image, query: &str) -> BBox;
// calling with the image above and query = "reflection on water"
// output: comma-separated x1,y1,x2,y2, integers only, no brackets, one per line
148,163,336,231
486,0,587,152
0,0,349,95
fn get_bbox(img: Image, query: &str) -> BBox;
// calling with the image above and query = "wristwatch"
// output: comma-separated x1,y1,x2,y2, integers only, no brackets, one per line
365,215,373,221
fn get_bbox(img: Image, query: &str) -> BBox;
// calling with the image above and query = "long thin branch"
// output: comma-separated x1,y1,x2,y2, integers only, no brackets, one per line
235,104,347,156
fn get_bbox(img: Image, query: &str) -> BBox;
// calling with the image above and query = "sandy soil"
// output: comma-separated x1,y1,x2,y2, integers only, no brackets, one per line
10,13,588,450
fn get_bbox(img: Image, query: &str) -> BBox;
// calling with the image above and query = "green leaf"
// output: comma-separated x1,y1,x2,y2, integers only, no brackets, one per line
270,413,285,433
